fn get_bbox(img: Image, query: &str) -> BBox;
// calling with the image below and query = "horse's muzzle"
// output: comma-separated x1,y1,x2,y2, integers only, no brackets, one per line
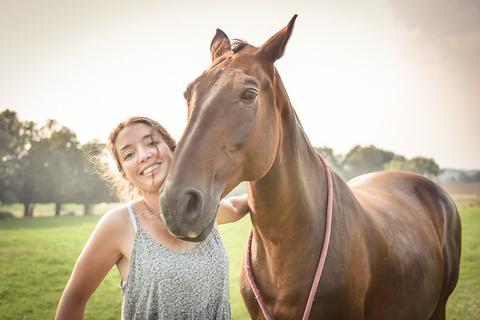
160,182,217,242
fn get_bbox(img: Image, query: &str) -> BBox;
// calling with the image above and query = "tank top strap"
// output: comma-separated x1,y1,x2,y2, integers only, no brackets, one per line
126,203,139,234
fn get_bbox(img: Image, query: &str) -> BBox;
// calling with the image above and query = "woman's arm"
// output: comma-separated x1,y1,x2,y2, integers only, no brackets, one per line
216,194,250,225
55,209,126,320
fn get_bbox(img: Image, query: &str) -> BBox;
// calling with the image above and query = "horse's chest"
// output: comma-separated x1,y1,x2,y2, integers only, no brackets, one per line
240,273,319,319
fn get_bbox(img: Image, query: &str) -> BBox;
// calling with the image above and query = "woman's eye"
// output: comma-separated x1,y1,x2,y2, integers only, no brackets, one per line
241,89,258,102
124,152,134,160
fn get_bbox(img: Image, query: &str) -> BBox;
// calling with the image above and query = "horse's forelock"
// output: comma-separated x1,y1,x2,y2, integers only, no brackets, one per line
231,39,251,53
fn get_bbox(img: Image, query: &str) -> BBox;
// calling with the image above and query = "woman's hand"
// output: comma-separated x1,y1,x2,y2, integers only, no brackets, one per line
216,194,250,225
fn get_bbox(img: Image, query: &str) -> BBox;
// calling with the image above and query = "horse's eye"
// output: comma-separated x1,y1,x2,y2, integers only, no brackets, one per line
241,89,258,102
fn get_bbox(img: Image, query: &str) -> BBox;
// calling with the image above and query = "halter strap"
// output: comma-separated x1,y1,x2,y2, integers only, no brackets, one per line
244,154,334,320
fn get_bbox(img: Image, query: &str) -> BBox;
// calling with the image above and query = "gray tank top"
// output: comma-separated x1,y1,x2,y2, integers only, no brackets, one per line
121,204,231,319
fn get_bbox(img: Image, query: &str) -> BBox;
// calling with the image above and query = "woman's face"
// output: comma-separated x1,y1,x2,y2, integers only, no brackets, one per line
114,123,173,193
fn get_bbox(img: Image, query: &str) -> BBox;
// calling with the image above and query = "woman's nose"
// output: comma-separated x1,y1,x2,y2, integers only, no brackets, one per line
138,148,152,162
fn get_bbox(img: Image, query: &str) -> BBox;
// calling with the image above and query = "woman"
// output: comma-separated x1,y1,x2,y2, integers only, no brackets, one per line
55,117,249,320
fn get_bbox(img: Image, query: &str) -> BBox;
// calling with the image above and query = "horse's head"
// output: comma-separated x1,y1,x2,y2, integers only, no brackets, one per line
160,15,297,241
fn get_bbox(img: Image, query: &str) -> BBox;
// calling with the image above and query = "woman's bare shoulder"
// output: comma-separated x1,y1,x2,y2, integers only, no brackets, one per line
96,204,131,232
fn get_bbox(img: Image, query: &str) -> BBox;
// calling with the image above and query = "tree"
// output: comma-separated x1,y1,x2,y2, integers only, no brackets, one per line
341,145,396,180
384,157,410,171
15,138,45,217
0,110,37,216
408,157,440,178
12,119,82,217
0,109,24,204
385,156,440,178
41,120,83,216
1,111,116,217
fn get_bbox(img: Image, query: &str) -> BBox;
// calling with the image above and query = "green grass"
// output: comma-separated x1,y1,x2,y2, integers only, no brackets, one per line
0,203,478,319
0,205,251,320
446,205,480,319
0,215,121,320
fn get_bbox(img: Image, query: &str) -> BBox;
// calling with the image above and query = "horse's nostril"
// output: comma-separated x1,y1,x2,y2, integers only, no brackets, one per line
184,189,204,219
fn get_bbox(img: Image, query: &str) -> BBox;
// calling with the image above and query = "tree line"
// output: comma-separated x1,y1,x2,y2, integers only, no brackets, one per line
316,145,442,181
0,109,115,218
0,109,467,219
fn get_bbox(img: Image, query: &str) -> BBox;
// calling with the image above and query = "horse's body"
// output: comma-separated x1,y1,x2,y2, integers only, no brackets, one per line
160,16,461,319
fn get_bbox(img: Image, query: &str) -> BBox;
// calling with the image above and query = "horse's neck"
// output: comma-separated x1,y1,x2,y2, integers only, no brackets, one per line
248,88,328,245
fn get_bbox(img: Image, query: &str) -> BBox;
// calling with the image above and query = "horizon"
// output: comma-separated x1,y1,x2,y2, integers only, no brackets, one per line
3,106,478,172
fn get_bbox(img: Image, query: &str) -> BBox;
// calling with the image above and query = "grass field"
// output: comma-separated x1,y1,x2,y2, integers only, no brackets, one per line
0,200,478,319
0,204,251,319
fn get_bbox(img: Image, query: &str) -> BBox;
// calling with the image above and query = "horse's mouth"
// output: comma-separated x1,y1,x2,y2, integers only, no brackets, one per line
170,213,216,242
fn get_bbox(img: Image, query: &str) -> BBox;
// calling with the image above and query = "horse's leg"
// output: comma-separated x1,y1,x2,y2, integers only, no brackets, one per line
428,302,446,320
429,195,460,320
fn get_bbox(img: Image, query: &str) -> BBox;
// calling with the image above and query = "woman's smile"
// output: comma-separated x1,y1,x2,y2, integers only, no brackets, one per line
141,162,162,176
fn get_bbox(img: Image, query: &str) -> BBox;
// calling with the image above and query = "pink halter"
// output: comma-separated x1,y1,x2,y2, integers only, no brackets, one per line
244,155,334,320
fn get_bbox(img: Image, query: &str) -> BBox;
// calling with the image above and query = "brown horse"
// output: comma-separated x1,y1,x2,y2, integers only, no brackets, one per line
160,15,461,319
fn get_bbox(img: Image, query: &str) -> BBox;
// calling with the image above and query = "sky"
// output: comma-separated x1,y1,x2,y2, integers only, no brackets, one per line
1,0,479,170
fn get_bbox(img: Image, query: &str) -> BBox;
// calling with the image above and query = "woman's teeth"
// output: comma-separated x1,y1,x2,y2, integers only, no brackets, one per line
142,163,161,175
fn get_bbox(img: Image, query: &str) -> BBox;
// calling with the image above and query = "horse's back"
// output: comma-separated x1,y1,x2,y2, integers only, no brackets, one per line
348,171,461,319
349,171,460,252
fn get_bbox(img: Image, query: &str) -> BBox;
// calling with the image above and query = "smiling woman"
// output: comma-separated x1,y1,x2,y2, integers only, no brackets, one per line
106,117,176,200
54,116,250,320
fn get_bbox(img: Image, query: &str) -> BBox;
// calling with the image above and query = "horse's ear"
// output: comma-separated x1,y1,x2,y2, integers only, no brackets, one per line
258,14,297,62
210,29,231,62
